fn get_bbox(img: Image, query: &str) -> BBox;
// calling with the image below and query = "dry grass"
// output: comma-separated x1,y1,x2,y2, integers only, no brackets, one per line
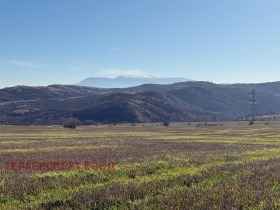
0,122,279,209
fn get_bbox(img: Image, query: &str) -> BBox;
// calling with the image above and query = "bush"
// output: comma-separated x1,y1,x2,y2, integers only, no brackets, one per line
63,118,81,129
249,120,254,126
163,122,169,126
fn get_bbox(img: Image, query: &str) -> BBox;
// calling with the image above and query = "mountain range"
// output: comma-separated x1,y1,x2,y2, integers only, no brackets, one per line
77,76,192,88
1,81,280,125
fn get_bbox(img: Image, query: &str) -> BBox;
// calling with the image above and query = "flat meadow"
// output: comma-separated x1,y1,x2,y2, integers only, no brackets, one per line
0,122,279,209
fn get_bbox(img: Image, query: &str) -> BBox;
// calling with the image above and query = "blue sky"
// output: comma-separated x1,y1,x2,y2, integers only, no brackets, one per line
0,0,280,87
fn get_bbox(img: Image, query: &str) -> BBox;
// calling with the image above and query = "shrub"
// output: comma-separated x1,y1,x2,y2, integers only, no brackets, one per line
249,120,254,126
63,118,81,129
163,122,169,126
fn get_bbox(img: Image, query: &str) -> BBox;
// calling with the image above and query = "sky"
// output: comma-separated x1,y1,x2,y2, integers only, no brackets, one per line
0,0,280,88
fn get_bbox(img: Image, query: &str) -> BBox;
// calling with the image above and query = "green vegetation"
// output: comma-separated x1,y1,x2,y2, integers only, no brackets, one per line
0,122,279,209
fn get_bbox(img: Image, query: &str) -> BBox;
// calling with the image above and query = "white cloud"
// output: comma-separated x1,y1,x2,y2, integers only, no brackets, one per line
3,60,46,68
74,61,89,65
98,69,159,78
66,67,87,71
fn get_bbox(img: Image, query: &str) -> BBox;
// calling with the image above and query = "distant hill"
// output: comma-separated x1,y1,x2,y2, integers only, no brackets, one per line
77,76,192,88
1,81,280,125
239,112,280,121
0,85,108,102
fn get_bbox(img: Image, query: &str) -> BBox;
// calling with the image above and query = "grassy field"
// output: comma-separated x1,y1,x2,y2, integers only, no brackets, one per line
0,122,280,209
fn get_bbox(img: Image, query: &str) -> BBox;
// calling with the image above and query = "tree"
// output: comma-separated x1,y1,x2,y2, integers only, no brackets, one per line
63,118,81,129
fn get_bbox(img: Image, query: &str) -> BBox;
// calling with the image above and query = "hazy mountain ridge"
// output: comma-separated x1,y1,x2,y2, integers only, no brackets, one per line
0,85,108,102
77,76,192,88
1,81,280,125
